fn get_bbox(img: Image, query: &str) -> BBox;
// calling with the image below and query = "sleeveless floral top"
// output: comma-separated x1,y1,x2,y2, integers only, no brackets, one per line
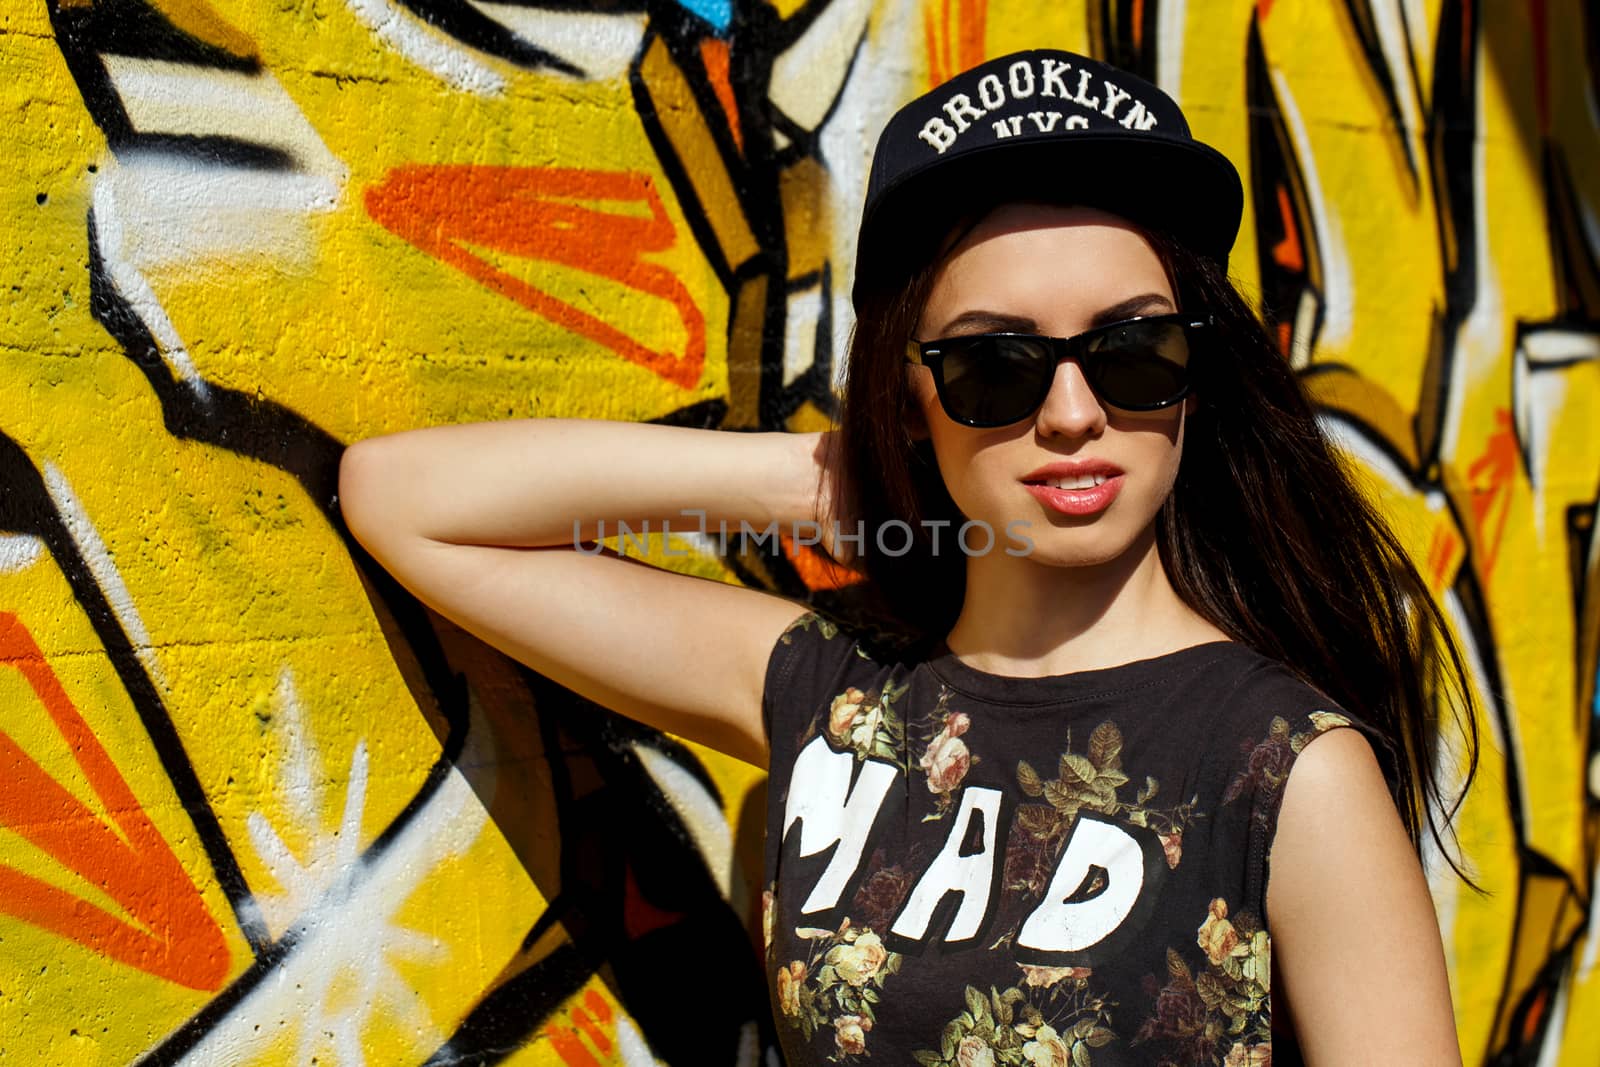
760,612,1388,1067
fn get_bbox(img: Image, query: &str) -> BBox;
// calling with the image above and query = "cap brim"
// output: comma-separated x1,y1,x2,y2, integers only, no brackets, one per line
851,134,1243,308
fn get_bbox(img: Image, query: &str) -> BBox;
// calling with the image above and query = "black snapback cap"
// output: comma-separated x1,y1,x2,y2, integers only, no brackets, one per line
852,49,1244,308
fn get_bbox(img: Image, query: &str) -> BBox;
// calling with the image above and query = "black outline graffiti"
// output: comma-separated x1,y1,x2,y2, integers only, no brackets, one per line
1337,0,1424,186
27,0,1598,1062
46,0,260,157
41,4,792,1064
1244,12,1326,364
1234,0,1600,1058
1089,0,1161,82
388,0,586,78
0,431,272,954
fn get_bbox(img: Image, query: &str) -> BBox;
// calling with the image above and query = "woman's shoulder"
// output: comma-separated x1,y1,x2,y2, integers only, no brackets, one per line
765,609,924,678
1164,645,1399,932
1172,644,1400,854
1192,643,1389,762
760,608,932,746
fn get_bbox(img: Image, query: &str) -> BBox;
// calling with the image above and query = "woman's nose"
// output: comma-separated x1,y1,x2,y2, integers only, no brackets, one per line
1033,358,1108,438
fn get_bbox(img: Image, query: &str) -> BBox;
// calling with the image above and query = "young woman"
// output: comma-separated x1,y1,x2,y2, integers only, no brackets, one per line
340,49,1475,1066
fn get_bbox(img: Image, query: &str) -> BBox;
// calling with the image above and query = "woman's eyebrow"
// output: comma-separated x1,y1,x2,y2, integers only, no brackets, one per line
934,310,1037,335
1089,292,1177,326
933,294,1177,337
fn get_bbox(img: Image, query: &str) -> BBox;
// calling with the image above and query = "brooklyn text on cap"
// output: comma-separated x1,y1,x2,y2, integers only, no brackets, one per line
851,49,1244,308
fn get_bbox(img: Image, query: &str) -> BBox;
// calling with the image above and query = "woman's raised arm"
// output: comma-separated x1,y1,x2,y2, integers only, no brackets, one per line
337,419,836,766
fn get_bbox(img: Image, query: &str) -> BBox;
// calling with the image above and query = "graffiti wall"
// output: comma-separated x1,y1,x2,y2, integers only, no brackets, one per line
2,0,1596,1062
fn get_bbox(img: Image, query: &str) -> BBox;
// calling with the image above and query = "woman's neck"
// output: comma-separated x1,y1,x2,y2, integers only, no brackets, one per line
942,526,1231,677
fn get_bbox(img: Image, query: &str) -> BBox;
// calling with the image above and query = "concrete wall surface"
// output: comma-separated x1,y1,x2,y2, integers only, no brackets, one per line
3,0,1598,1063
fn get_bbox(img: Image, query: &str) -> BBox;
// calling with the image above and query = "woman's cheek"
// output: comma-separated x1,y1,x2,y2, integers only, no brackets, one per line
928,438,1001,524
929,437,1041,522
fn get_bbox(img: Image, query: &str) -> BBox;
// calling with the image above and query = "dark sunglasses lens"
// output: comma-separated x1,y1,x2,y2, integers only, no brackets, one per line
1083,320,1192,407
939,336,1055,424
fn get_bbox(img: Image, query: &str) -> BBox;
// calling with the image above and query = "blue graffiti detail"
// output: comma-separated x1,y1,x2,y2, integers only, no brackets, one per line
675,0,731,32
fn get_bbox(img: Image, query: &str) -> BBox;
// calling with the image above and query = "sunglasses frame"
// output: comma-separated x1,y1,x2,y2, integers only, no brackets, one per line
905,313,1215,428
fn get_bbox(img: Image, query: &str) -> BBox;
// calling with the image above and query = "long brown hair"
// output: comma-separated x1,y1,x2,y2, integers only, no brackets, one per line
824,206,1481,883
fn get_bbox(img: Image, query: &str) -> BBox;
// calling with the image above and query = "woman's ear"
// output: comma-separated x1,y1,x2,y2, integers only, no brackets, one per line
1183,393,1199,416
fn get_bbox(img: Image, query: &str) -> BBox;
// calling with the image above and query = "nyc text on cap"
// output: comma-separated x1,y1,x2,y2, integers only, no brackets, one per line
853,49,1244,306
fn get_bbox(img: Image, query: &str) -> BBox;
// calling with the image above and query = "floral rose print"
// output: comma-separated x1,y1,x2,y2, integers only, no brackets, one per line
834,1014,871,1056
957,1034,996,1067
766,613,1356,1067
777,607,920,661
1196,899,1239,967
1159,830,1183,869
828,929,889,986
913,983,1115,1067
850,849,919,932
1136,954,1217,1062
827,687,864,741
1021,1024,1075,1067
1224,711,1357,830
1223,1041,1273,1066
917,689,978,818
992,720,1199,945
1016,731,1124,822
776,918,903,1061
1308,710,1352,733
818,680,909,765
778,960,807,1017
780,610,922,768
999,804,1069,909
1195,899,1270,1001
1133,898,1272,1065
1222,718,1295,813
921,710,972,792
1017,964,1092,989
1016,722,1197,840
780,611,840,644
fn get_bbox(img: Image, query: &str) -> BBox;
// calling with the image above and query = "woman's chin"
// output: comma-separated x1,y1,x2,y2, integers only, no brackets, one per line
971,525,1153,573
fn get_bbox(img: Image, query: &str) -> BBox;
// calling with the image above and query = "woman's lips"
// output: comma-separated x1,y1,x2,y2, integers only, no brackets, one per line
1023,475,1125,516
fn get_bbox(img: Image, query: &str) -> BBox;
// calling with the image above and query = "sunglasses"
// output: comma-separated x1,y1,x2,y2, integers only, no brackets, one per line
906,313,1213,427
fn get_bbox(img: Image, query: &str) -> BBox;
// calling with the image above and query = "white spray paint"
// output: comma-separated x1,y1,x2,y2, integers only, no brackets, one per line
632,742,739,911
0,534,43,574
769,0,877,133
1156,0,1188,105
814,0,921,391
43,463,167,690
92,58,346,397
1270,67,1355,350
471,3,647,81
187,686,496,1065
344,0,507,94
